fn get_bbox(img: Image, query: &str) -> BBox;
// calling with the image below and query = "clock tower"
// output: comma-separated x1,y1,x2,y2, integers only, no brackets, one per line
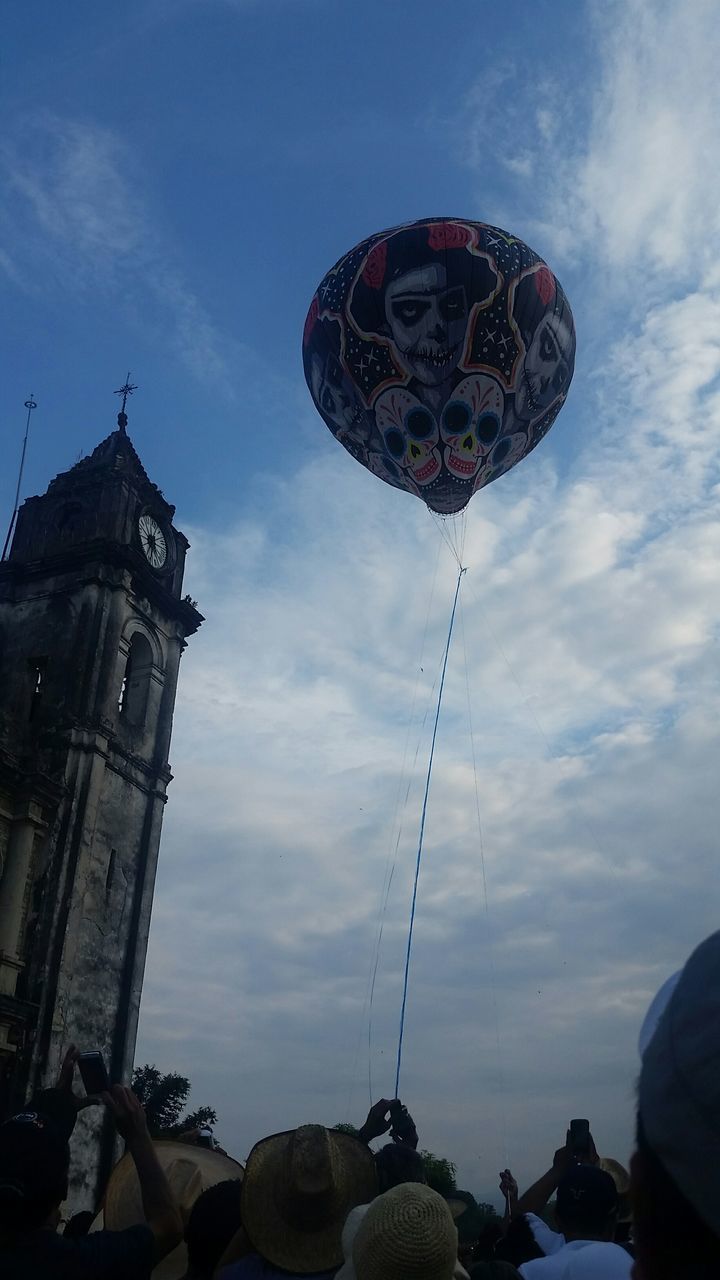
0,401,203,1204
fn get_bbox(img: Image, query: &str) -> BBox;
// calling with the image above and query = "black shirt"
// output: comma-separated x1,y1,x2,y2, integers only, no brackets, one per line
1,1222,155,1278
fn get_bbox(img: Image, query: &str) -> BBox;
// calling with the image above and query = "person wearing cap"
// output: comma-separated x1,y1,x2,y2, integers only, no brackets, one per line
516,1165,631,1279
632,929,720,1279
216,1124,377,1279
0,1046,183,1278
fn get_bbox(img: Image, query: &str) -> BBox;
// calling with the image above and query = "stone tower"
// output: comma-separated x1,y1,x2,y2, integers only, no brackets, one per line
0,408,203,1204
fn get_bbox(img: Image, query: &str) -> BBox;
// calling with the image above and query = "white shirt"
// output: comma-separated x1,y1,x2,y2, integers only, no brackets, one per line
524,1212,565,1256
519,1239,633,1280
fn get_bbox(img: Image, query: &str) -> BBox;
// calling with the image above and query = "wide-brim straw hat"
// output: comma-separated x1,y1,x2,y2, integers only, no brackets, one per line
241,1124,377,1273
352,1183,458,1280
104,1139,244,1279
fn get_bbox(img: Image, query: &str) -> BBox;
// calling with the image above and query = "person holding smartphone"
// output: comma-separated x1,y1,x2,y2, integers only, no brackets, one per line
0,1045,183,1278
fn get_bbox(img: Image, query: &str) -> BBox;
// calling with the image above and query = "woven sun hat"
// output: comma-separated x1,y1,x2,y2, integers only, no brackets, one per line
241,1124,378,1274
104,1139,243,1279
352,1183,458,1280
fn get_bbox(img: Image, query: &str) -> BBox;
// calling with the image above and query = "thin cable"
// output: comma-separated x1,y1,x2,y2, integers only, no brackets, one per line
431,512,463,569
459,592,508,1167
394,563,466,1097
349,539,442,1117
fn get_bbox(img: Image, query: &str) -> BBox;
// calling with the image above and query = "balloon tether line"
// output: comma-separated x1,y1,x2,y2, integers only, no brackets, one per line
394,562,466,1097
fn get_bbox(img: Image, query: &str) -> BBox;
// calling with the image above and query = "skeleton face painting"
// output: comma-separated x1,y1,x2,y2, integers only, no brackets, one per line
309,352,371,446
439,375,504,482
515,313,573,423
304,217,576,513
384,263,468,387
375,387,442,488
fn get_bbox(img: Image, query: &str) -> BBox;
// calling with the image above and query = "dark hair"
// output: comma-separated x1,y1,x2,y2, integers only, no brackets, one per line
633,1114,720,1280
494,1215,544,1269
348,223,495,340
184,1178,243,1278
374,1143,427,1193
63,1210,95,1238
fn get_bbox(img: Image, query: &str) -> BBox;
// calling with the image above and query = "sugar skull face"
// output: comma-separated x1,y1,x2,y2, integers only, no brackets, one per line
366,449,416,494
309,352,372,447
375,387,441,488
439,375,504,481
515,312,574,424
482,431,529,484
383,263,468,387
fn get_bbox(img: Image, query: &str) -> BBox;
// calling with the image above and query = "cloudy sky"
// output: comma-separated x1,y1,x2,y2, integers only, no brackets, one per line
3,0,720,1205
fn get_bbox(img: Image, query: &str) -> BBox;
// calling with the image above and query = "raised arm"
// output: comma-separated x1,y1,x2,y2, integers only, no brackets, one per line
103,1085,183,1266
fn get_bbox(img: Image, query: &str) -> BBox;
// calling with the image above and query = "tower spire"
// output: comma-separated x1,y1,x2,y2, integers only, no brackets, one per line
2,395,37,561
114,373,137,434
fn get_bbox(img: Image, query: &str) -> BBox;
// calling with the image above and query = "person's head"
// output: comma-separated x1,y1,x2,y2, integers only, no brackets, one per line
554,1165,618,1242
241,1124,378,1273
63,1210,95,1238
633,929,720,1279
184,1178,242,1279
493,1216,543,1269
375,1143,427,1193
352,1183,458,1280
0,1112,70,1234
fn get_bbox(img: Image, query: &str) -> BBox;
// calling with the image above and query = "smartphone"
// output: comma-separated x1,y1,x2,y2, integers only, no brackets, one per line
78,1051,110,1096
569,1118,591,1158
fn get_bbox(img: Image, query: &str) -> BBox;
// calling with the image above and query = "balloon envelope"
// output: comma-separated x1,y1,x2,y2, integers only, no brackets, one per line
303,218,576,515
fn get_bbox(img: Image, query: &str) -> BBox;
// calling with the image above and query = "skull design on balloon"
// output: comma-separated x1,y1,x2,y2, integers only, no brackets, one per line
383,263,469,389
511,265,574,430
375,388,442,491
439,375,504,483
303,219,576,515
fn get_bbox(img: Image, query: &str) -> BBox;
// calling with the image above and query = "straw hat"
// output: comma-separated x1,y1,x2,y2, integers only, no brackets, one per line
241,1125,377,1274
352,1183,458,1280
104,1139,244,1279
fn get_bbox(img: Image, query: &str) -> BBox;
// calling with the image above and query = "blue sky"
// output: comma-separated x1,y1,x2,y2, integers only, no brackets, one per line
3,0,720,1206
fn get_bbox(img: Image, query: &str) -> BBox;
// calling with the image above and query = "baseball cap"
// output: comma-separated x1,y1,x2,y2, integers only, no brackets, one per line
0,1111,70,1215
639,929,720,1236
556,1165,618,1228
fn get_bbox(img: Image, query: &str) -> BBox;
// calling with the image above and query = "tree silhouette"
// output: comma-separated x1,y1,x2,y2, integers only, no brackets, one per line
132,1064,217,1137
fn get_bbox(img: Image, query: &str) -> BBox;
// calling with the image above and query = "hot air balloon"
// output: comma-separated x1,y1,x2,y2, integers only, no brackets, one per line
303,218,575,515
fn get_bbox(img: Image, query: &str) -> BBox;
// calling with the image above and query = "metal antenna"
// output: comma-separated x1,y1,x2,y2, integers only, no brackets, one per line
2,396,37,561
114,373,137,433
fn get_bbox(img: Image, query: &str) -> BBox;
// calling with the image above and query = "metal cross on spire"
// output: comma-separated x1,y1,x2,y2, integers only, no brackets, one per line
114,373,137,432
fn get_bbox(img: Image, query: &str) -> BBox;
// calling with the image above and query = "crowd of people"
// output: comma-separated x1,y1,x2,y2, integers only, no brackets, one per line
0,926,718,1279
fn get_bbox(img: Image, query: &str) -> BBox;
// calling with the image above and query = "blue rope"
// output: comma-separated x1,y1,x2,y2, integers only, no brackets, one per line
394,564,466,1097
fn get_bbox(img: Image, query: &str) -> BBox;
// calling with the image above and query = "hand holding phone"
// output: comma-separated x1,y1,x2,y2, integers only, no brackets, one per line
569,1118,591,1160
78,1051,110,1097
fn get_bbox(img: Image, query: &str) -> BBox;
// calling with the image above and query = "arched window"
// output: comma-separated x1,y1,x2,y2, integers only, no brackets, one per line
118,633,154,727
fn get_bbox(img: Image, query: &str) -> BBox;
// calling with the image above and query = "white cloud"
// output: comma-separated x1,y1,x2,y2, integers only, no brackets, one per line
0,114,245,395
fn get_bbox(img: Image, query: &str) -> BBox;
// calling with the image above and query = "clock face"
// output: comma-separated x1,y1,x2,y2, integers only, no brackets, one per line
138,514,167,569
